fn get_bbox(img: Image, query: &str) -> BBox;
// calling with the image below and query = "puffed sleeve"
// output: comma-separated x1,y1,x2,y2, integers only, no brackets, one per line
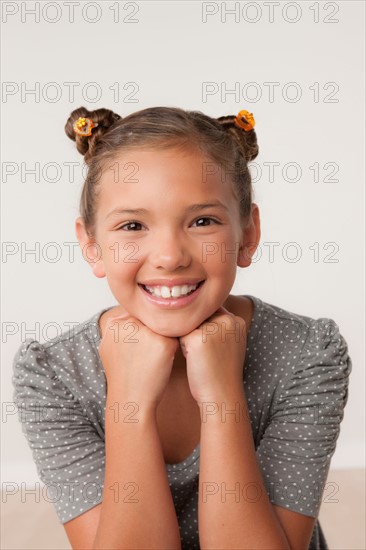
12,339,106,523
255,318,352,518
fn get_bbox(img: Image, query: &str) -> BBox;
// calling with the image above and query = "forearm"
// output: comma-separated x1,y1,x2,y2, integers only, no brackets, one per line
93,390,181,550
198,391,290,550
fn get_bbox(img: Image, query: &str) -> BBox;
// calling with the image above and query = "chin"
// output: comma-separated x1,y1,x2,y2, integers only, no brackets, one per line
146,320,200,338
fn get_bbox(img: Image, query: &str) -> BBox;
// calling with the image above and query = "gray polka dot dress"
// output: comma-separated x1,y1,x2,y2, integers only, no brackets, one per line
12,295,352,549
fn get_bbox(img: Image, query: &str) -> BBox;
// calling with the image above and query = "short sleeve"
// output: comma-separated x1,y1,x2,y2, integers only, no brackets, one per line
12,339,106,523
255,318,352,518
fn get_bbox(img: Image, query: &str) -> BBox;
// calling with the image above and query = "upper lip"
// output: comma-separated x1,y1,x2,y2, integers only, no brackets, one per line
139,278,204,288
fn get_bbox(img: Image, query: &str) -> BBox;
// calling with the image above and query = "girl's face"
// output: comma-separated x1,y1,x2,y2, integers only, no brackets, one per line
78,146,259,337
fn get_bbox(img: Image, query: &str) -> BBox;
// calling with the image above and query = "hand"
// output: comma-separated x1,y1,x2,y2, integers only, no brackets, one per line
98,312,179,410
179,307,247,406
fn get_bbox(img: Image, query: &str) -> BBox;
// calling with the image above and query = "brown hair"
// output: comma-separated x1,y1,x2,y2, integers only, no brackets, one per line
65,106,258,238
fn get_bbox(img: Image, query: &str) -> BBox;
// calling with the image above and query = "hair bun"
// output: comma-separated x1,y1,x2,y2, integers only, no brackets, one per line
217,114,258,163
65,106,121,163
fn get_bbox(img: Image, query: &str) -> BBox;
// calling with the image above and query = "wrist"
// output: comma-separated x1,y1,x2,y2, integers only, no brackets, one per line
105,391,158,423
197,390,248,423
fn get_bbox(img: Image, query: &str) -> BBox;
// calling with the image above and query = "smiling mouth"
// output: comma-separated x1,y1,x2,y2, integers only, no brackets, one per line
138,280,205,300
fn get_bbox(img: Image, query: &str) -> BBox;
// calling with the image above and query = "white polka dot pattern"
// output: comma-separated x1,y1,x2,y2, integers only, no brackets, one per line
12,295,351,550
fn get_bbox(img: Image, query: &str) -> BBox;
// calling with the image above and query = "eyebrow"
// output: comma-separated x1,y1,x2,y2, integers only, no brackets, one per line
105,201,229,219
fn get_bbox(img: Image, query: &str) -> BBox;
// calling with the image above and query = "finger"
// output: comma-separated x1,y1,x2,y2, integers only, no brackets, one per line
113,313,131,320
104,314,131,334
109,312,132,324
209,306,233,318
180,341,187,358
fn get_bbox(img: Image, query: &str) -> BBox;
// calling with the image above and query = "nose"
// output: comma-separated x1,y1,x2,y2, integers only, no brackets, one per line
150,229,191,271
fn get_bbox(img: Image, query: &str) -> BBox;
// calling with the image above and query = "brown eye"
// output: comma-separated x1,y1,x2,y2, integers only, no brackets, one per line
118,221,143,231
192,217,219,227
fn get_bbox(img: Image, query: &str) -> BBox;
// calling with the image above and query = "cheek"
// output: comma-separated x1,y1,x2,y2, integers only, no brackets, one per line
204,245,238,272
205,230,240,263
101,240,141,272
102,260,139,298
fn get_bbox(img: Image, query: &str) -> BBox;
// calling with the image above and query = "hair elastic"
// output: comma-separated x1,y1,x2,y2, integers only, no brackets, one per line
234,109,255,131
73,116,98,137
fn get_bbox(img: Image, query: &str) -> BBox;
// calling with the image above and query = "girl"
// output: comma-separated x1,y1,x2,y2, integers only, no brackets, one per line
12,106,352,550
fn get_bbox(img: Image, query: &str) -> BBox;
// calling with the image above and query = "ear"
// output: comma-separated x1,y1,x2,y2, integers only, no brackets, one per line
75,217,106,278
237,203,261,268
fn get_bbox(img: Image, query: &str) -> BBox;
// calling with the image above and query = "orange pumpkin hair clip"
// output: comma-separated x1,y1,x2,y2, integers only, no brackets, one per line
233,109,255,132
73,116,98,137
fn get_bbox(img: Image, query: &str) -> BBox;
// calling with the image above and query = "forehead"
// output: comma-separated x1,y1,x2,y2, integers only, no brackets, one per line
98,147,236,203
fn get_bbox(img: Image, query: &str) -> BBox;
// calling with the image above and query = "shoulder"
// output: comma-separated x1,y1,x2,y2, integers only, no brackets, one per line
246,294,351,356
12,307,112,391
243,294,352,395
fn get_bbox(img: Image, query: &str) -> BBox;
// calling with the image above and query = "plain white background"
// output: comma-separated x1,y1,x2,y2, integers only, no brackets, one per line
2,1,365,488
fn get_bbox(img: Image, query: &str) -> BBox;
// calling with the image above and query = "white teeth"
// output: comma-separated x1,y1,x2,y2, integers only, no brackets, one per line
144,283,200,299
161,286,171,298
171,285,188,297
